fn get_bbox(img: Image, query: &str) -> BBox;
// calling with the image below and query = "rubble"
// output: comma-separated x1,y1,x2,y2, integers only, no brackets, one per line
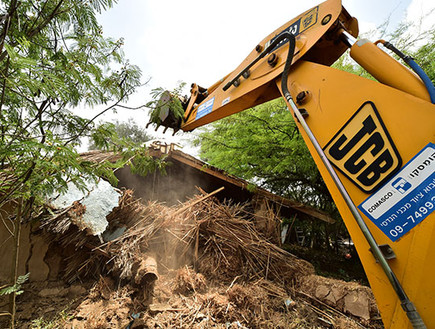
4,188,381,328
299,274,377,322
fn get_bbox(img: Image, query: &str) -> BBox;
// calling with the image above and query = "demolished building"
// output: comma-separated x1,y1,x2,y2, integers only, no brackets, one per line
84,142,334,218
0,143,378,328
0,142,333,283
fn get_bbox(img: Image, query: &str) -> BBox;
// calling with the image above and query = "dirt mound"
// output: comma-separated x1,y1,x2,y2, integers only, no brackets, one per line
5,189,381,328
173,267,208,295
299,275,378,324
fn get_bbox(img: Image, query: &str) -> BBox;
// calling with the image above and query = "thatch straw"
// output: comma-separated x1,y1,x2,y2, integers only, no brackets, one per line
41,187,313,284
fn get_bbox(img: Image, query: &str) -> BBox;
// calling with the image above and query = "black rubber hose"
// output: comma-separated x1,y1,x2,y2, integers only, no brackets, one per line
223,32,297,91
383,41,435,104
279,32,296,102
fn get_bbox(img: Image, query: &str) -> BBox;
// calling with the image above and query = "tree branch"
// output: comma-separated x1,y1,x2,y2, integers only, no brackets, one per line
0,0,19,56
27,0,65,39
200,135,245,150
63,97,125,147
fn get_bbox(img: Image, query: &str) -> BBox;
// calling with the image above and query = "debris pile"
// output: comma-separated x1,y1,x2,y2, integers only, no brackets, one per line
11,188,380,328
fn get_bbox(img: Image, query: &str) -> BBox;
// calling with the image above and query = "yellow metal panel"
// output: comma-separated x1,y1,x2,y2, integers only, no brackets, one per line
279,61,435,328
350,40,431,102
181,0,350,131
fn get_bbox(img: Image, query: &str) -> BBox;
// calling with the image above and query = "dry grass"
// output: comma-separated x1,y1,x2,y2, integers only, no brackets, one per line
34,188,379,328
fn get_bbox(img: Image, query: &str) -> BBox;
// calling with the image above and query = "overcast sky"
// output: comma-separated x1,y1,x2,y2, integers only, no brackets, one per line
91,0,433,151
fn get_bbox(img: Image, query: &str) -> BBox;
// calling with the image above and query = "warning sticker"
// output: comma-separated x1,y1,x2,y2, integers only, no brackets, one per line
195,97,215,120
358,143,435,242
300,7,318,33
265,6,318,52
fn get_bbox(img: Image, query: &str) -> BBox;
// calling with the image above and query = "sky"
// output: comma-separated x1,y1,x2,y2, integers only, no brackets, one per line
92,0,434,152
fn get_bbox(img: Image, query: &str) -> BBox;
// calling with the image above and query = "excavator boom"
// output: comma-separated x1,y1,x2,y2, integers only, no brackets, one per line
148,0,435,327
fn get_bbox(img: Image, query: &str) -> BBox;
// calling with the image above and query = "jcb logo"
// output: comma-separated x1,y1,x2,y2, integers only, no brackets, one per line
324,102,401,193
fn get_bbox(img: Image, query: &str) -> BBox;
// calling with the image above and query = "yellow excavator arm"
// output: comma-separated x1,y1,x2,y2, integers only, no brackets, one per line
148,0,435,327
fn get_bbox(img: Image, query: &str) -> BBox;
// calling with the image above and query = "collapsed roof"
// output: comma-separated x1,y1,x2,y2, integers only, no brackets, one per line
81,142,335,224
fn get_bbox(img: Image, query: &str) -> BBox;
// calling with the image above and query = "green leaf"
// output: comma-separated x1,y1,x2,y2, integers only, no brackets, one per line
0,273,30,296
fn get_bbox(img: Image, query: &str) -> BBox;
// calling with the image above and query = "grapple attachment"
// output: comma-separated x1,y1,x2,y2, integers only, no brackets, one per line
147,90,186,134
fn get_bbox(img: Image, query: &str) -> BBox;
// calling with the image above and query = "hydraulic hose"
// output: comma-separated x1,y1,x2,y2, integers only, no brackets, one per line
223,32,297,91
379,40,435,104
280,32,427,328
280,33,296,99
406,58,435,103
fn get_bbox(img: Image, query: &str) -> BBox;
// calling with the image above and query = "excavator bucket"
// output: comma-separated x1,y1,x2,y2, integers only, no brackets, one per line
147,90,186,134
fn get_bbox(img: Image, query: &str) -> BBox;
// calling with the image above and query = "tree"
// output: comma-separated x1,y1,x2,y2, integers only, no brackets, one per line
194,99,335,213
0,1,146,327
0,0,145,204
412,31,435,83
88,118,153,150
332,11,435,83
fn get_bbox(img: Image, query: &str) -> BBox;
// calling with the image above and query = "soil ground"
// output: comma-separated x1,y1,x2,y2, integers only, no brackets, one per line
6,268,382,329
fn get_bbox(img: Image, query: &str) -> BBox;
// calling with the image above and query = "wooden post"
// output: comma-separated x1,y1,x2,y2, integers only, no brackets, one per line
9,198,23,329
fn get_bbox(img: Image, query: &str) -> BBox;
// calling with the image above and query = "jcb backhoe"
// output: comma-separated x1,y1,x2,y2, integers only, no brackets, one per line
147,0,435,327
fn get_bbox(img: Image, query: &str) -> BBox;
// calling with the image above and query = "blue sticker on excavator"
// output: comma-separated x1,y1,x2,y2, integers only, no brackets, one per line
196,97,215,120
359,143,435,241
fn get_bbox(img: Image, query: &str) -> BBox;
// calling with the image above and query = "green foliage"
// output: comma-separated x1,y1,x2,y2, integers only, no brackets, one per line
0,273,29,296
89,118,152,150
31,308,73,329
246,183,257,193
88,117,164,180
147,83,186,128
122,147,169,177
195,99,334,211
412,30,435,84
114,118,152,145
0,4,151,325
89,122,118,151
0,0,143,208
